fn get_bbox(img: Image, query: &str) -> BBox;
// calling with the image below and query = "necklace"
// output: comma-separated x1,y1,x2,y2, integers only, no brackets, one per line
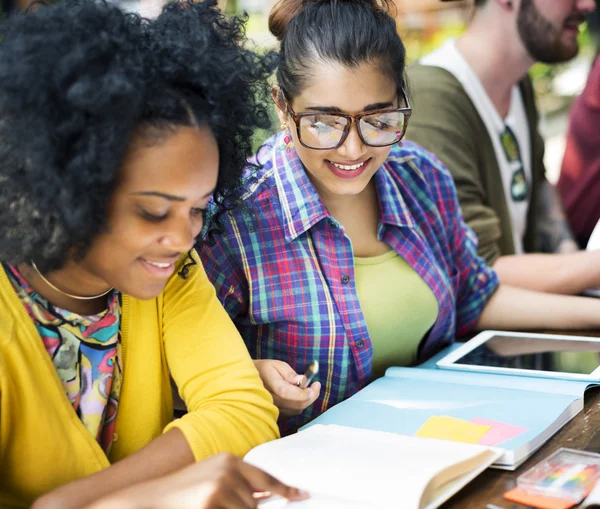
30,261,114,301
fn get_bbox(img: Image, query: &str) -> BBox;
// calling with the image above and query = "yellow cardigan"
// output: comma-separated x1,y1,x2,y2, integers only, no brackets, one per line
0,252,279,508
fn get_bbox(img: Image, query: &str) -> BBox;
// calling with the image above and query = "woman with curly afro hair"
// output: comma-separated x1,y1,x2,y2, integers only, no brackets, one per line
0,0,307,507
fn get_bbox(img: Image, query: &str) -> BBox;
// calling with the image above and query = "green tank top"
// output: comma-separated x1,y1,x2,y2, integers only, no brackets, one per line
354,250,439,379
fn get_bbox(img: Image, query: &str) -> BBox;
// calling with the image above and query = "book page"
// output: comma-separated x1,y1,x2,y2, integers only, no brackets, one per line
245,424,499,509
258,493,381,509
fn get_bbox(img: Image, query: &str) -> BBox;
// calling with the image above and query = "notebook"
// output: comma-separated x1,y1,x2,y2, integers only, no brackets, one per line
303,345,598,470
245,424,501,509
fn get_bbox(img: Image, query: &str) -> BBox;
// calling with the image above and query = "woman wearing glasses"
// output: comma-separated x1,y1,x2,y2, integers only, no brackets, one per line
200,0,600,434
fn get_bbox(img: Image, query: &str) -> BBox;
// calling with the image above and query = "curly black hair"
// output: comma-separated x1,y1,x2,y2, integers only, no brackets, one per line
0,0,276,274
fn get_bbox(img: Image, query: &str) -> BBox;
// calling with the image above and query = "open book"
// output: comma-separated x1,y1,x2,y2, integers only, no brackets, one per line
303,345,597,470
245,424,500,509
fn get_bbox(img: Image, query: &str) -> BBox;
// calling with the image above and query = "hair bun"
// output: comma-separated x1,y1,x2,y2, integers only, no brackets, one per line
268,0,393,41
268,0,303,41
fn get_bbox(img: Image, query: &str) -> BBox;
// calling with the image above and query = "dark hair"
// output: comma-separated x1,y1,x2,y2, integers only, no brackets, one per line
268,0,406,99
0,0,275,274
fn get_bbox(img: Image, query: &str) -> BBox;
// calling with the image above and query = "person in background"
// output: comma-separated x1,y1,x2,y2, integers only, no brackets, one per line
0,1,305,507
557,55,600,247
587,0,600,51
200,0,600,435
407,0,599,295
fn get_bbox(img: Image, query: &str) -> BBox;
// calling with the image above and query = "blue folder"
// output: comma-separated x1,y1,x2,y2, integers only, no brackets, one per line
303,345,597,469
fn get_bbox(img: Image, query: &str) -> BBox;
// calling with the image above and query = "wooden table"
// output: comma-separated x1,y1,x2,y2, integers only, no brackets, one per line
442,331,600,509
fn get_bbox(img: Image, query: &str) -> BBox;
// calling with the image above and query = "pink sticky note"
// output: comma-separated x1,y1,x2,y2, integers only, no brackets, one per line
471,417,529,446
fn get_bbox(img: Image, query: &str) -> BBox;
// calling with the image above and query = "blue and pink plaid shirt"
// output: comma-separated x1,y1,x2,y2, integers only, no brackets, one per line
200,131,499,432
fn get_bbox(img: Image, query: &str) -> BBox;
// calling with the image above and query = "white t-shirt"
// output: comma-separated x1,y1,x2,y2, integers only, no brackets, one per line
420,40,532,254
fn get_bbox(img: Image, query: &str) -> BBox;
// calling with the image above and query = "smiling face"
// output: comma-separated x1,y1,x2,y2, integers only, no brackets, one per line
76,124,219,300
517,0,596,63
277,62,399,202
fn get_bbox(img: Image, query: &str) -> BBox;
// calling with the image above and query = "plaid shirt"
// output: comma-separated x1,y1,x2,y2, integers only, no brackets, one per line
200,132,499,432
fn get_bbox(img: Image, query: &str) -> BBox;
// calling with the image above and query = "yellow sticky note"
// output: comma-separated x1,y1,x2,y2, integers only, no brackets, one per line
415,416,492,444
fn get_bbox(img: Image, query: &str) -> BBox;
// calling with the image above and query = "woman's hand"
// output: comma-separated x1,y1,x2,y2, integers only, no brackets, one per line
253,360,321,417
86,453,308,509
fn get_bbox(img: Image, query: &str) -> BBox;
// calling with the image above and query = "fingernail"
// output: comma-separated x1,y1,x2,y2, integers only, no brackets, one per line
252,491,272,500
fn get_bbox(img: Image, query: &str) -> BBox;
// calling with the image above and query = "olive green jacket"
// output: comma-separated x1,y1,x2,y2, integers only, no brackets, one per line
406,63,546,265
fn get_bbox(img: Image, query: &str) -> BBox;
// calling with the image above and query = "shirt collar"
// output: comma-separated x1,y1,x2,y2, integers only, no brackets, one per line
374,147,417,229
272,132,417,242
272,131,330,243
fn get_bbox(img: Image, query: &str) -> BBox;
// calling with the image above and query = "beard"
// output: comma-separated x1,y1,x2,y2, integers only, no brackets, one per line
517,0,583,63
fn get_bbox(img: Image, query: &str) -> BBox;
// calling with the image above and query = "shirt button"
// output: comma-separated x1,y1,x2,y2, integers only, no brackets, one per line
341,274,350,284
356,340,365,348
328,219,337,228
113,433,119,442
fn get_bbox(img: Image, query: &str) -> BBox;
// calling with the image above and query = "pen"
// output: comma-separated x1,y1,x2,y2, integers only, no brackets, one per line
297,360,319,389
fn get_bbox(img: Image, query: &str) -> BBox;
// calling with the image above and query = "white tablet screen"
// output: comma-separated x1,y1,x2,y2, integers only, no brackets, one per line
453,335,600,375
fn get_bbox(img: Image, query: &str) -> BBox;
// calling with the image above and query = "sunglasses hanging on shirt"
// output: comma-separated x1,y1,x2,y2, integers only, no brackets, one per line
500,125,529,202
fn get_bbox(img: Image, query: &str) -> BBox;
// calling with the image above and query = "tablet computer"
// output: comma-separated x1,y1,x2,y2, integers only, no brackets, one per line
437,330,600,381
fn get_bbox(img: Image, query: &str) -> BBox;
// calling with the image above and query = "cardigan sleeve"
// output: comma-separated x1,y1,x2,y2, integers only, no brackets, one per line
520,76,551,253
407,64,505,265
162,251,279,461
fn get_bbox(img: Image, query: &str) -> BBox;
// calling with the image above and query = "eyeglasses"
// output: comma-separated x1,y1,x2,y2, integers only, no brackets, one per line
500,126,529,202
281,88,412,150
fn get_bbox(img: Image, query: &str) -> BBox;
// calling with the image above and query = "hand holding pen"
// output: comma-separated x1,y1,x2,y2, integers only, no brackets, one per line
297,360,319,389
253,359,321,417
